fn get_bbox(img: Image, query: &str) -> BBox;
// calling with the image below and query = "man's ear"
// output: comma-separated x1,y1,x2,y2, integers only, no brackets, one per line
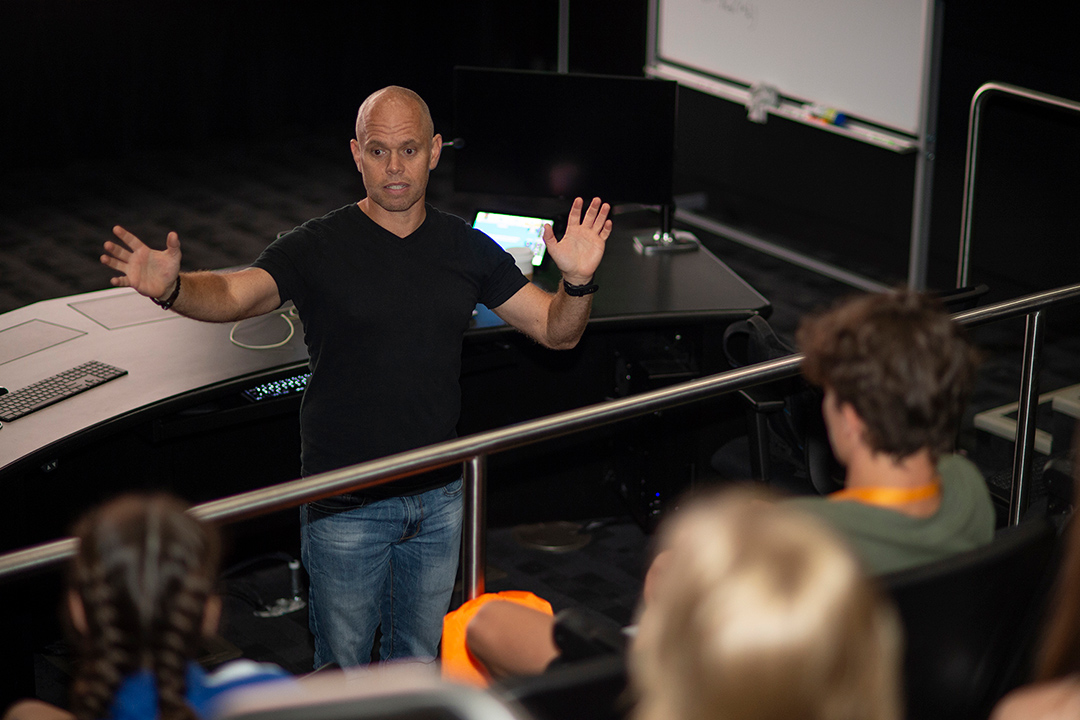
67,591,88,635
350,138,363,173
202,595,222,637
429,133,443,170
840,402,869,444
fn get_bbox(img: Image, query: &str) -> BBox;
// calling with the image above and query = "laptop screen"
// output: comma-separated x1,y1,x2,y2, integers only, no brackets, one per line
472,211,552,267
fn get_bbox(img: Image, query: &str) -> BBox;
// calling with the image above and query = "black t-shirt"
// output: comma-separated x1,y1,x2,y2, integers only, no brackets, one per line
252,203,527,496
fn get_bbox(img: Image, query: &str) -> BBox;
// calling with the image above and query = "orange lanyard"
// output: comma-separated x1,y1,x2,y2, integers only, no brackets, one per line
828,482,941,508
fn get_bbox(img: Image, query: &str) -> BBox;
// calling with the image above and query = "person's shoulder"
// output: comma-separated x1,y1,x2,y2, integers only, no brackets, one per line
783,494,829,511
422,205,503,257
274,203,360,238
782,494,852,524
204,659,291,688
785,492,920,539
192,660,293,720
785,493,870,518
938,453,983,481
992,677,1080,720
423,204,474,236
938,453,994,511
1,699,74,720
298,203,365,234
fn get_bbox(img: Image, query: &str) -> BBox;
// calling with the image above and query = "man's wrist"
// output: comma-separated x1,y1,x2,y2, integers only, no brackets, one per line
562,278,599,297
152,275,181,310
155,279,177,303
561,274,593,287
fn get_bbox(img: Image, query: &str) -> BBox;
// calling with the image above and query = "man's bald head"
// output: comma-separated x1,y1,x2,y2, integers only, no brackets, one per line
355,86,435,143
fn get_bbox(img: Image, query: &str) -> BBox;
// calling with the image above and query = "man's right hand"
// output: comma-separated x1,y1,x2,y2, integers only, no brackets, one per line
101,225,182,301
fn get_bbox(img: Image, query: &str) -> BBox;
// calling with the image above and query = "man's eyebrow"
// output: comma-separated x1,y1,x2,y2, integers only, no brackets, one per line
363,137,420,149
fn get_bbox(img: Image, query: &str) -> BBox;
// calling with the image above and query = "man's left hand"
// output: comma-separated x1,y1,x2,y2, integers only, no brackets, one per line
543,197,612,286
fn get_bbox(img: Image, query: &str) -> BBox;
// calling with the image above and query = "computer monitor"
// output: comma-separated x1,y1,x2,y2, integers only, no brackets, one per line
471,210,552,267
451,66,679,208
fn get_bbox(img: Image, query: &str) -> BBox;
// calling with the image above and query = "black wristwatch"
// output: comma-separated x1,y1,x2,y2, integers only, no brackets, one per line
152,275,182,310
563,279,599,297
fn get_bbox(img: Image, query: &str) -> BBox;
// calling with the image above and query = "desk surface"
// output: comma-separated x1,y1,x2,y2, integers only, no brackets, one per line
0,230,768,477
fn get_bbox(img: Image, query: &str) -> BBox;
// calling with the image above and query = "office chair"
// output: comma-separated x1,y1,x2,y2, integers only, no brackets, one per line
719,313,842,495
218,664,534,720
881,515,1061,720
494,653,628,720
489,607,629,720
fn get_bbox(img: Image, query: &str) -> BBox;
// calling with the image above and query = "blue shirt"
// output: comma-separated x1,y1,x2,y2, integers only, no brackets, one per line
109,660,290,720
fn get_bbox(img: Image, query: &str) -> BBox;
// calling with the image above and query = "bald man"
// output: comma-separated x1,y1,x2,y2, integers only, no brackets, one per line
101,85,612,668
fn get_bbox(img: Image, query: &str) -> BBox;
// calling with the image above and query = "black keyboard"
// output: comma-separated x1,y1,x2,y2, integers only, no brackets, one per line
0,361,128,421
241,372,310,402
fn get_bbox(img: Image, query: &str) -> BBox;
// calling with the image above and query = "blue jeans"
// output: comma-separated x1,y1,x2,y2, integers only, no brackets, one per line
300,479,463,668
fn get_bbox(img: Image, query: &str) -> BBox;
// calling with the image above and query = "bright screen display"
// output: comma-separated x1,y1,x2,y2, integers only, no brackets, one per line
472,211,552,267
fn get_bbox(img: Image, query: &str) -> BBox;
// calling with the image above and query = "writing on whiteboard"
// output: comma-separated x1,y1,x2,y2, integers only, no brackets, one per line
701,0,757,29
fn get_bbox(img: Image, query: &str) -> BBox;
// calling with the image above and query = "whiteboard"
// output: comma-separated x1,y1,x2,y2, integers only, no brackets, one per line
651,0,933,137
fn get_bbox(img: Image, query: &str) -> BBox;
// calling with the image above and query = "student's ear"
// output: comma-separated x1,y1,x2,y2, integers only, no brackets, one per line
839,402,863,432
839,402,871,446
67,591,88,636
202,595,222,637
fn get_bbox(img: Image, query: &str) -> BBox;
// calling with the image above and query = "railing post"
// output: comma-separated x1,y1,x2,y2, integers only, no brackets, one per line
462,454,487,601
1009,310,1045,526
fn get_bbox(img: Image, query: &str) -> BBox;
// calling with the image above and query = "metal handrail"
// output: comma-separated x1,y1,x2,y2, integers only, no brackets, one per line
3,281,1080,585
957,82,1080,287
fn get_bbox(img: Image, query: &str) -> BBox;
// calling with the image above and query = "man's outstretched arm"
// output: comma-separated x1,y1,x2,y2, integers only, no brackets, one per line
102,225,281,322
493,196,611,350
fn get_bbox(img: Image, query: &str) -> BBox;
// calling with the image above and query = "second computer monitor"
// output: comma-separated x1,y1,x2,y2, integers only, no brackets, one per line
452,67,678,207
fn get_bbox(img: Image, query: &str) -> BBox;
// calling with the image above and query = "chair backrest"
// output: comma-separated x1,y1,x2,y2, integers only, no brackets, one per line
722,314,843,495
494,654,628,720
934,283,990,313
881,516,1061,720
218,665,533,720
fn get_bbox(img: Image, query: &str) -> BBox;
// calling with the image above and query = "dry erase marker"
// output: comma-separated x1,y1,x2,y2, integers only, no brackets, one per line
806,104,848,126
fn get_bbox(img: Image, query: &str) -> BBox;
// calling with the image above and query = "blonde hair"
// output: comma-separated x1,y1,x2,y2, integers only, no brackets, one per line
629,488,903,720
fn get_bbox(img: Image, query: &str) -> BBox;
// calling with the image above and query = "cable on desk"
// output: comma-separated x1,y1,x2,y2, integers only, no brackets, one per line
229,306,298,350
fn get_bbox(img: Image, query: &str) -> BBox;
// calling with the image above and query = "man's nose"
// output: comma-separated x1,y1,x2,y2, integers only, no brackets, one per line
387,152,404,173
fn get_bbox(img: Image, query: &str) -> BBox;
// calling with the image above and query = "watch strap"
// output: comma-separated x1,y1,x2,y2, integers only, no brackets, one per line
563,279,599,297
152,275,182,310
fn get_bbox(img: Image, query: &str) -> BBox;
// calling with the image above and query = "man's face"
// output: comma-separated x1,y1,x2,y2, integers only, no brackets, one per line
351,97,441,215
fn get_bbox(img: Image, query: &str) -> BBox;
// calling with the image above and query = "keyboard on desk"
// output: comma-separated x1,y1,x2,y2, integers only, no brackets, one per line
0,360,128,421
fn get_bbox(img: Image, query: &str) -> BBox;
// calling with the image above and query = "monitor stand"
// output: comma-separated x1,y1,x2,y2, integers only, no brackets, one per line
633,203,700,254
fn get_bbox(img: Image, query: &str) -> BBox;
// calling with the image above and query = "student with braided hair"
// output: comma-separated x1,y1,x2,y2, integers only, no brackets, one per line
3,493,289,720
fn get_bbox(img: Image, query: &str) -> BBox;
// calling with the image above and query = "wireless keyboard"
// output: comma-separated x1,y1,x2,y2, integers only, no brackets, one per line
0,360,128,421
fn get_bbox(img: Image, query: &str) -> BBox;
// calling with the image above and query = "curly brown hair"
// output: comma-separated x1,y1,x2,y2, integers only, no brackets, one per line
67,493,221,720
796,289,980,462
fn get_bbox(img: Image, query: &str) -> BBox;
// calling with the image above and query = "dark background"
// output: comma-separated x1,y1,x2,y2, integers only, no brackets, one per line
3,0,1078,296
